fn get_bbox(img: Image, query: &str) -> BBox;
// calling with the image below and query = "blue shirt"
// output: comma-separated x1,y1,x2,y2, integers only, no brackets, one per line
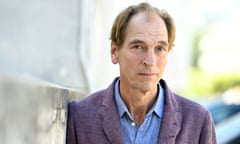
114,79,165,144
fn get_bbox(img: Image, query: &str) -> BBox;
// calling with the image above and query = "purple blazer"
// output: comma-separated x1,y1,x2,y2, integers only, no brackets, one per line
66,78,216,144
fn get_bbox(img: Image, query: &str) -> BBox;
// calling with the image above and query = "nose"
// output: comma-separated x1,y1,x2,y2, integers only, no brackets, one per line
143,49,156,66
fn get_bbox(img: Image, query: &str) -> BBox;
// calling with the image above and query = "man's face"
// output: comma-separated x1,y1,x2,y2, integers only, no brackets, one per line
111,12,169,93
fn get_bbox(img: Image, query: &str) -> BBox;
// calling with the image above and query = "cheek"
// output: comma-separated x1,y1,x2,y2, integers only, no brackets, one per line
120,55,139,70
163,56,168,65
158,56,168,67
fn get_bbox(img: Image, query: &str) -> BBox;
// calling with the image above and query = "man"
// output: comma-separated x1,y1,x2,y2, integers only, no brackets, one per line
66,2,216,144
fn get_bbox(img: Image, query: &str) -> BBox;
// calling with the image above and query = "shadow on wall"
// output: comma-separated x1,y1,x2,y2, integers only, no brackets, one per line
0,73,86,144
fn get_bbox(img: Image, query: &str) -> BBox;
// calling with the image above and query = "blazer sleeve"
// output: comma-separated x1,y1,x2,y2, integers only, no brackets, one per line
199,111,217,144
66,102,77,144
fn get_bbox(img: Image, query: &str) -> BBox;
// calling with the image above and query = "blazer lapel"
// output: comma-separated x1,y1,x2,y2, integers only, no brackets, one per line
98,80,124,144
99,106,124,144
158,106,181,144
158,80,181,144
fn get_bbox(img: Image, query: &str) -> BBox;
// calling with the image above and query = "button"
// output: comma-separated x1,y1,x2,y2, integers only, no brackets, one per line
131,122,136,126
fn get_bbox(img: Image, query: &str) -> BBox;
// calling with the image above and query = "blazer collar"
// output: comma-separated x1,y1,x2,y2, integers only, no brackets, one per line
98,78,124,144
158,79,182,143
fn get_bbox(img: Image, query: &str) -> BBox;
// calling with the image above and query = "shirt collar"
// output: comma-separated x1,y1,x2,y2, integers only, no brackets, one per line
114,78,164,119
114,79,130,118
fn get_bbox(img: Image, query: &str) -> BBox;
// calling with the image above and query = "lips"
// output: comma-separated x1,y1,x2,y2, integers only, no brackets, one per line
138,72,157,76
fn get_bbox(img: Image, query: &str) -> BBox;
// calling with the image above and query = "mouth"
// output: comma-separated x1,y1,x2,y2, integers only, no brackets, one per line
138,72,157,76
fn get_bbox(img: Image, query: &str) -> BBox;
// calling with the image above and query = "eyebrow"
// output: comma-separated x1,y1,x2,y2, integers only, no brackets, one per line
129,39,145,45
158,41,169,47
129,39,169,47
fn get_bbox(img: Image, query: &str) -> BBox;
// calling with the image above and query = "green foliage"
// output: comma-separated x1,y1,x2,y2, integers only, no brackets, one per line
182,68,240,98
212,74,240,93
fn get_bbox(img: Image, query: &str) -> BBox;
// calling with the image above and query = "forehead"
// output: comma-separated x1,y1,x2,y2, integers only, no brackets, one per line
125,12,168,41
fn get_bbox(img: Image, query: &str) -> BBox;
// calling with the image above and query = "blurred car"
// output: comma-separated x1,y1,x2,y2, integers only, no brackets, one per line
215,113,240,144
197,96,240,144
207,102,240,124
202,87,240,144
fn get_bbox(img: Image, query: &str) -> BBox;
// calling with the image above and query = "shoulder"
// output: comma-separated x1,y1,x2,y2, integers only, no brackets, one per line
173,93,214,130
68,89,105,112
174,93,208,114
160,79,208,115
160,79,212,125
66,89,108,129
174,94,216,142
68,78,116,114
160,80,216,142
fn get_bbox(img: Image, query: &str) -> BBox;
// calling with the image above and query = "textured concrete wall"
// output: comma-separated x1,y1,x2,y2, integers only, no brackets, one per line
0,73,86,144
0,0,89,90
0,0,89,142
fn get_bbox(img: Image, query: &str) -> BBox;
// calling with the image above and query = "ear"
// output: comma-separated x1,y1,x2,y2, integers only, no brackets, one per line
111,41,119,64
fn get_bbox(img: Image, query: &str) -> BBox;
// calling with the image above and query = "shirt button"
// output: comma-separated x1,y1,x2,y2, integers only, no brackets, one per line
131,122,136,126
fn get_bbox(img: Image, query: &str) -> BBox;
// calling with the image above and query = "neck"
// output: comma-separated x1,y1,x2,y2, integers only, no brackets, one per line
120,86,158,125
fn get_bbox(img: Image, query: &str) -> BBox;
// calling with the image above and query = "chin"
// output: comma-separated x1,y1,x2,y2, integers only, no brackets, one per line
137,83,157,92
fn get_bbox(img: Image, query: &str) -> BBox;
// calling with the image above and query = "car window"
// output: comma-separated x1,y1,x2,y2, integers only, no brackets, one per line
209,105,240,124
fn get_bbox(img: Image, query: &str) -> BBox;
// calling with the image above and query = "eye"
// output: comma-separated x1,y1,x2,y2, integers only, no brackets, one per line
132,44,143,49
157,46,167,52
